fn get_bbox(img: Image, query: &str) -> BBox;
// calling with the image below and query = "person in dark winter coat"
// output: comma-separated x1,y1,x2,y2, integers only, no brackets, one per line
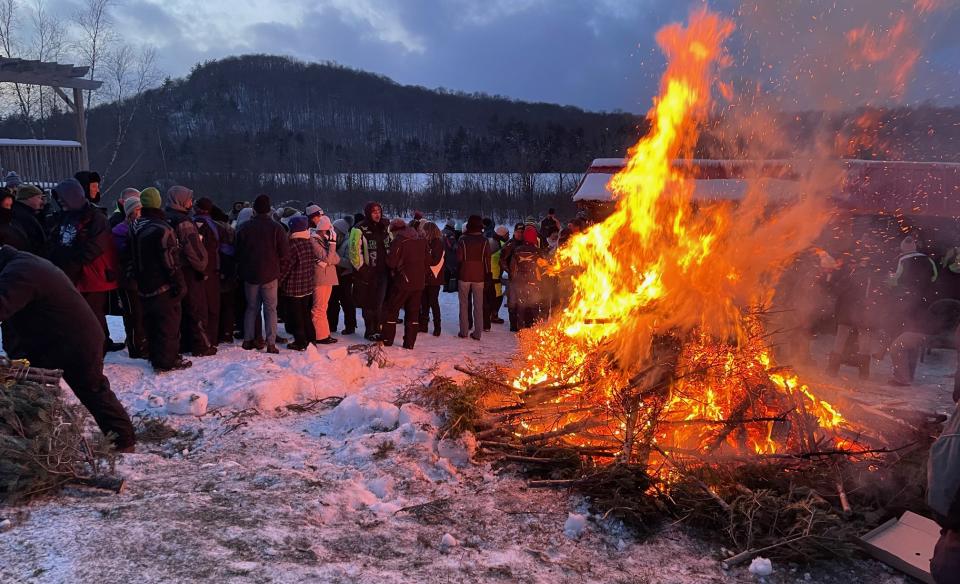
327,217,357,335
827,250,880,379
113,196,148,359
349,201,390,341
456,215,491,340
441,219,460,292
889,235,938,335
0,188,29,249
0,245,136,450
131,189,192,373
48,178,124,354
507,226,546,329
499,223,524,332
235,194,288,353
165,186,214,357
419,222,445,336
211,205,238,343
193,197,222,347
279,216,316,350
382,219,433,349
9,184,46,254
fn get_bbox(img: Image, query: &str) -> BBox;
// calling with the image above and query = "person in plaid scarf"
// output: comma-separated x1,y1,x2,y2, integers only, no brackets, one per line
279,216,317,350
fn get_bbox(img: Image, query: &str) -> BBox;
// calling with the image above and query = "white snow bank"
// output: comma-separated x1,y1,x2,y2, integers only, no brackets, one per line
326,394,400,436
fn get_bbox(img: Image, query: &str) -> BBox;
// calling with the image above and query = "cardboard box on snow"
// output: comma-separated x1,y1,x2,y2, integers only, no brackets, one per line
859,511,941,584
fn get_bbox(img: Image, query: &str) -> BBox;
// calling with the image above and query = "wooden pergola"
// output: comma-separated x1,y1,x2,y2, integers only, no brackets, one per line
0,57,103,169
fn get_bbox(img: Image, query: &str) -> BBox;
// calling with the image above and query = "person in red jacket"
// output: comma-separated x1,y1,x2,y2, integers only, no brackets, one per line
49,178,123,354
382,218,436,349
456,215,491,340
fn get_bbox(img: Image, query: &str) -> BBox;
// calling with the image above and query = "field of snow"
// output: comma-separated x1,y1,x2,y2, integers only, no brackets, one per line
0,292,941,583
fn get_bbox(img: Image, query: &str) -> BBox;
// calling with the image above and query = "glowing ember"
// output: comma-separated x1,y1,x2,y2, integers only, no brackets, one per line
509,8,848,466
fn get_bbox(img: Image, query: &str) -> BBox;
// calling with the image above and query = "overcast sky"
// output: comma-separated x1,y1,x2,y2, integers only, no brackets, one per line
100,0,960,113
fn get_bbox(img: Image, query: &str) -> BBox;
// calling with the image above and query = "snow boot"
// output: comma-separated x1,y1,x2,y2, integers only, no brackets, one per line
826,352,842,376
433,322,441,337
265,344,280,354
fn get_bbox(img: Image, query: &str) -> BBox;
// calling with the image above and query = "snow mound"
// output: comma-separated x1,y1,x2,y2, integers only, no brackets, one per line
327,394,400,435
564,512,589,539
166,391,208,416
748,556,774,577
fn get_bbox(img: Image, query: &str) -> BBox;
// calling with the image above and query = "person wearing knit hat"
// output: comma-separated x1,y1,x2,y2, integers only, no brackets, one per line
112,194,146,359
164,185,216,358
465,215,484,234
310,213,341,343
235,192,288,353
305,204,323,219
123,196,142,219
140,187,162,209
7,184,46,254
110,187,142,228
49,177,124,353
4,171,21,190
507,227,546,331
279,214,316,350
348,200,390,340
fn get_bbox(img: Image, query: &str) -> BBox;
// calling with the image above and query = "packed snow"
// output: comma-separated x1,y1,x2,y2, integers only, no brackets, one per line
0,291,931,583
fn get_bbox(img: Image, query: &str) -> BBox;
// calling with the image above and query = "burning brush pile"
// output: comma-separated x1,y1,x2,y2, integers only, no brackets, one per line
434,9,934,563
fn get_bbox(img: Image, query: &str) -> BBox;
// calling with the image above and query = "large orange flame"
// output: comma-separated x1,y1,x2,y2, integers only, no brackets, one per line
511,8,844,461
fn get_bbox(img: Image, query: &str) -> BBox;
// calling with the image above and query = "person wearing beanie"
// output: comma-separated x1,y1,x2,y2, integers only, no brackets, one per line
129,188,193,373
194,196,223,348
456,215,492,340
305,204,323,219
541,208,562,238
487,226,508,326
236,193,288,353
110,187,142,229
164,185,215,358
48,177,124,354
381,217,434,349
277,215,317,350
0,245,136,451
9,184,46,254
309,214,340,345
74,170,102,205
140,187,162,210
327,217,357,336
507,226,546,330
348,201,390,341
4,171,21,191
111,196,147,359
499,223,526,331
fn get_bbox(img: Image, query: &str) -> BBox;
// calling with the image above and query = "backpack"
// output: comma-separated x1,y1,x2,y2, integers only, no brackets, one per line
929,402,960,529
512,249,541,284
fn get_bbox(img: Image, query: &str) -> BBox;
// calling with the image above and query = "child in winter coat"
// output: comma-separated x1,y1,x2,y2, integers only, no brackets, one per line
279,216,317,350
310,215,340,344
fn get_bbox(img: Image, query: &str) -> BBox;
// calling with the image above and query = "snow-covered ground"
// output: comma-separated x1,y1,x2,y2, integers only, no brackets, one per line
0,292,933,583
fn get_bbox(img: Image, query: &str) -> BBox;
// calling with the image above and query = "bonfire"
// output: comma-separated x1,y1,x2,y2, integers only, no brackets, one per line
447,8,929,562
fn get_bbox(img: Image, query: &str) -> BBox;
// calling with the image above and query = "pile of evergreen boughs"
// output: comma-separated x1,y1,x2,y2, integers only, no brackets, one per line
0,381,116,503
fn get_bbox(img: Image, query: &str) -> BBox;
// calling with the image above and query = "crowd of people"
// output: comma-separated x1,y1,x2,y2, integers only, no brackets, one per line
0,169,585,452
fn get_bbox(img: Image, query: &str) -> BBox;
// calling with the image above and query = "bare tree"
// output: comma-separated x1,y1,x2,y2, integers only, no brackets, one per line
100,43,159,191
73,0,115,108
29,0,65,134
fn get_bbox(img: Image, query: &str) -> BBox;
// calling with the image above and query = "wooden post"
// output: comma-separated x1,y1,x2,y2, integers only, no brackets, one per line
72,86,89,171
